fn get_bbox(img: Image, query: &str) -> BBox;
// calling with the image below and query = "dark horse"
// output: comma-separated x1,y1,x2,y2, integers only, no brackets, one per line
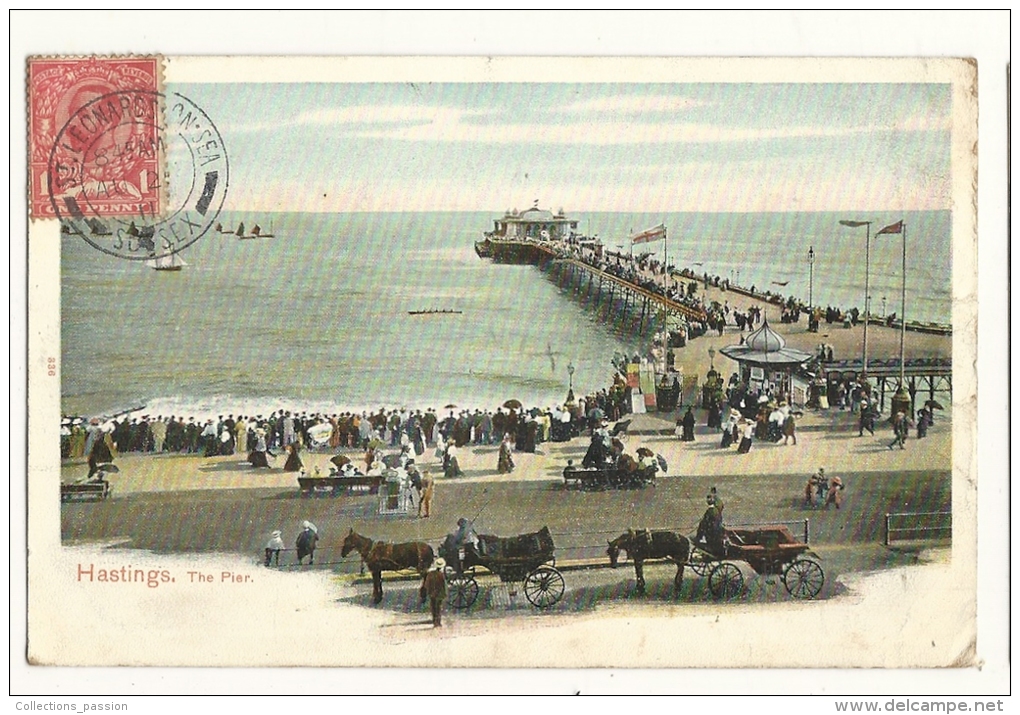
340,528,435,605
607,529,691,596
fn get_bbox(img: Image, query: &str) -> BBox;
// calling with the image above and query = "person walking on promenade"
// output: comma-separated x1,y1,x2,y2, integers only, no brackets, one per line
283,442,304,472
782,412,797,445
420,557,448,627
444,443,464,479
805,468,826,507
737,419,754,454
916,407,931,439
825,475,845,509
150,416,167,453
680,406,696,442
86,423,116,479
235,416,248,454
858,400,876,436
265,529,284,567
888,411,910,450
249,428,271,468
418,469,435,518
497,433,515,473
296,521,319,565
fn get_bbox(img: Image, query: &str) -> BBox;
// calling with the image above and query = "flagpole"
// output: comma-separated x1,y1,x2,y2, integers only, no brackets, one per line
663,225,668,287
862,221,872,377
899,222,907,388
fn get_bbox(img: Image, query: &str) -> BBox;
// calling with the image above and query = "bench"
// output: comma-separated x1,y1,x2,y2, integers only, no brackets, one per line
562,466,610,489
562,466,654,490
61,481,112,502
297,475,385,497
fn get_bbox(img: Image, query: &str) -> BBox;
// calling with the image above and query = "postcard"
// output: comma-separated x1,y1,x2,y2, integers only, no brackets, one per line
23,54,980,671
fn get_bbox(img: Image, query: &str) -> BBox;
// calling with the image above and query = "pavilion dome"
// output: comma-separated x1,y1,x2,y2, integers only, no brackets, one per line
718,316,813,367
745,319,786,353
518,208,555,221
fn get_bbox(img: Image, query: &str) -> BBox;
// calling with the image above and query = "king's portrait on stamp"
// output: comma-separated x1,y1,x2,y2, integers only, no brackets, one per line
25,54,979,671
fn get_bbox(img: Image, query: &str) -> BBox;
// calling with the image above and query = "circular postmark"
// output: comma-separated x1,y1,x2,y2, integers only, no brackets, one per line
47,89,228,261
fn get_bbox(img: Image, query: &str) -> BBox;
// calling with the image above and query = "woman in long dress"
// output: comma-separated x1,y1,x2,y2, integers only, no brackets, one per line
444,444,464,478
328,417,342,450
497,434,515,473
737,420,754,454
283,442,304,472
681,407,696,442
249,428,270,468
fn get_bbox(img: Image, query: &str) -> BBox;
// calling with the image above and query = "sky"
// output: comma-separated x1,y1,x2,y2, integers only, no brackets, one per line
171,82,953,213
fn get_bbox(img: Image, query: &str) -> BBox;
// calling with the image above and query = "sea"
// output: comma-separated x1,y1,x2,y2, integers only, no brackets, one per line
61,210,952,419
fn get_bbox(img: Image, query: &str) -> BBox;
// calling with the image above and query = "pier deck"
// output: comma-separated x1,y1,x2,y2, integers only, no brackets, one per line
482,238,708,323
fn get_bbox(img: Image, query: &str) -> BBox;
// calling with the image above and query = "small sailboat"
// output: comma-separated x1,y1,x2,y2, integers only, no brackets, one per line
86,217,112,236
235,221,257,240
250,223,275,239
146,252,187,272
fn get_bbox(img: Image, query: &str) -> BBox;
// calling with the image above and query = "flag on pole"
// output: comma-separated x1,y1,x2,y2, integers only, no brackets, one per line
630,223,666,244
839,220,870,228
876,220,904,235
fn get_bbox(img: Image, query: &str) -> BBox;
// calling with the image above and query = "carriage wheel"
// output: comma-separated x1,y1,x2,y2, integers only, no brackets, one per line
782,559,824,599
523,566,565,608
708,563,744,600
447,574,479,609
688,560,709,576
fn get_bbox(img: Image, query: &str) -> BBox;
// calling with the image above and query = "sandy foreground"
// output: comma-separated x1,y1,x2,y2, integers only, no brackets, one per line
30,543,966,669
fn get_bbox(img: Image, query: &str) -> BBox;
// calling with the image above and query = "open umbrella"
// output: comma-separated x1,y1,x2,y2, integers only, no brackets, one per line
444,403,458,410
587,407,606,421
503,399,523,410
656,454,668,473
330,454,351,468
308,423,332,440
925,399,945,410
636,447,654,458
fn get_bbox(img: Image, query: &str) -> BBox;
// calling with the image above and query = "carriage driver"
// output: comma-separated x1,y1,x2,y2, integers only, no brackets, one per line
695,490,725,554
446,517,480,572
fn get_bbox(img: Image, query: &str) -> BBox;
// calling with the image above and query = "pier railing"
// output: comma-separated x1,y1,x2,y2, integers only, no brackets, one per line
883,511,952,546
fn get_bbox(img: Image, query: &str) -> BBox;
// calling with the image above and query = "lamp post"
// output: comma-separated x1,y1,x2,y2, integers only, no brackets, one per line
565,361,576,406
708,346,716,372
808,245,815,308
839,220,872,374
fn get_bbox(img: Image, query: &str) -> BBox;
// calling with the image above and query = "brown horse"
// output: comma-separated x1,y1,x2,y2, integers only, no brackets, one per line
340,528,435,604
607,528,691,596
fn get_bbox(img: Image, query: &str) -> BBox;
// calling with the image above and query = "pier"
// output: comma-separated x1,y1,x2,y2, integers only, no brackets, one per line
478,237,953,416
481,238,707,336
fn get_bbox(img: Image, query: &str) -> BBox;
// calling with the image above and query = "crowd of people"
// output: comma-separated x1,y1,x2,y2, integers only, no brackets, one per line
59,368,653,486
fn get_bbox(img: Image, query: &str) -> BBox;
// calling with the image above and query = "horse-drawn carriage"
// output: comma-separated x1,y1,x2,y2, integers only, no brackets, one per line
439,526,565,609
607,524,824,600
688,524,825,600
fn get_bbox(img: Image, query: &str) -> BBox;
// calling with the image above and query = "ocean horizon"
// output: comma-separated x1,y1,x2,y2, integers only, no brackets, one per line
61,209,951,419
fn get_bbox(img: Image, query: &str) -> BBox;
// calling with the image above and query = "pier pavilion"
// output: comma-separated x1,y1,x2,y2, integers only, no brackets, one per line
718,319,814,405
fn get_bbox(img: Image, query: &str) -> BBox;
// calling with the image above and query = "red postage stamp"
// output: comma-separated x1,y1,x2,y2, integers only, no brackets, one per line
28,57,162,219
